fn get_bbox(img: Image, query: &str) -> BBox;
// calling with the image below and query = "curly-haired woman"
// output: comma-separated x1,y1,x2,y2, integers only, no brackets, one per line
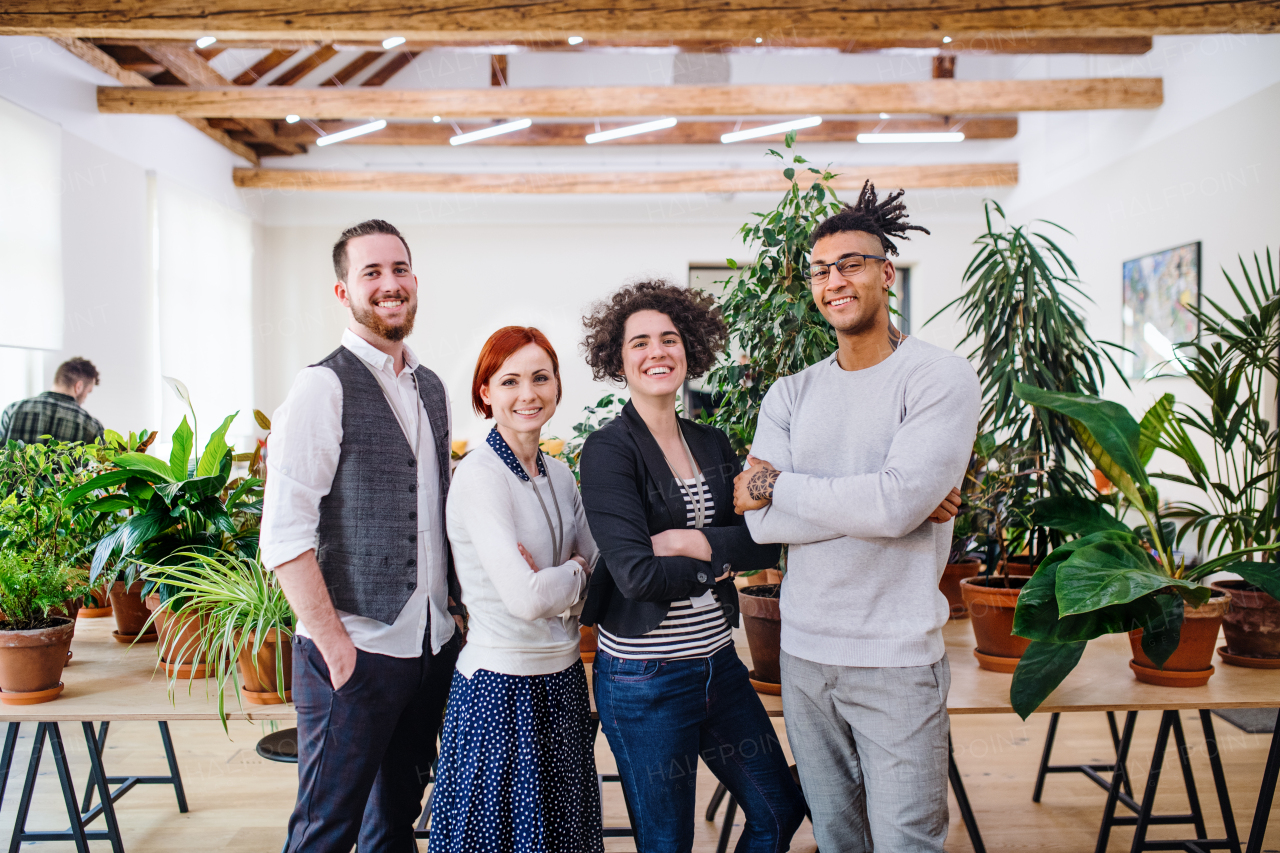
577,281,806,853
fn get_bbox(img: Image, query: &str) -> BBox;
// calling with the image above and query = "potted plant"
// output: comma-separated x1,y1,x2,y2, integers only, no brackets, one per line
1007,384,1280,717
1160,250,1280,666
69,412,261,649
0,438,122,630
696,133,843,687
956,434,1044,670
0,552,87,704
140,550,293,726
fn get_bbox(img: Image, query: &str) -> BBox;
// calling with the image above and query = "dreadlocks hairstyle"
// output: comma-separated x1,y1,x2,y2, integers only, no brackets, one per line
808,180,930,256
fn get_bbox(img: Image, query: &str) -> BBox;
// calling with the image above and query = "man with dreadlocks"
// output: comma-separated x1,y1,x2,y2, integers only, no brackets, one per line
732,180,980,852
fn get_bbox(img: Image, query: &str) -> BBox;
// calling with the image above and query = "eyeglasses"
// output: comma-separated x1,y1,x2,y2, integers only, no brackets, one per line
807,253,888,283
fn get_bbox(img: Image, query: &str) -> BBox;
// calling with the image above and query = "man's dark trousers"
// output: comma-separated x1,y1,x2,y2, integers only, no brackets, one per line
285,628,461,852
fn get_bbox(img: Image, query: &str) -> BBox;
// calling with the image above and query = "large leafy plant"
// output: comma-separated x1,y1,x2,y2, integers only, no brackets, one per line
68,413,262,589
705,133,844,456
1161,250,1279,558
545,393,625,483
139,550,292,728
930,202,1125,500
1007,384,1280,718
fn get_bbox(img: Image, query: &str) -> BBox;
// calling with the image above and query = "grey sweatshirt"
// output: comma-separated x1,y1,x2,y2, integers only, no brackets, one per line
746,337,981,668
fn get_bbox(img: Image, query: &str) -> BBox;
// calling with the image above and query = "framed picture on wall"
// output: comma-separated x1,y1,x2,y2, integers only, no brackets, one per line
1121,241,1201,379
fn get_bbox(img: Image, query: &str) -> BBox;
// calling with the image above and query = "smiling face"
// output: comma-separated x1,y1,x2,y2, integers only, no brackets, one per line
809,230,896,338
480,342,559,439
335,233,418,342
621,309,687,402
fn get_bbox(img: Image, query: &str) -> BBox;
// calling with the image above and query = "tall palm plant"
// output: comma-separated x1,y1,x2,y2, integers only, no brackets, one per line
1161,250,1280,557
931,201,1126,499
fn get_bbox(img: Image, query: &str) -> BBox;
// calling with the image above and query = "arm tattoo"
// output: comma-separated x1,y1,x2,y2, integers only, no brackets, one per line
748,467,782,502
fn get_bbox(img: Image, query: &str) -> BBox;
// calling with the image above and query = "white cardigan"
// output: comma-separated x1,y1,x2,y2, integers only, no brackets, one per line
446,441,597,678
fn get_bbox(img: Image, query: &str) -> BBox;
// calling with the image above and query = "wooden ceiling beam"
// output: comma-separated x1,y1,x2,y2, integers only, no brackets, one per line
83,35,1157,54
270,44,339,86
321,51,381,86
97,77,1162,119
360,51,420,86
232,48,299,85
272,116,1018,145
144,44,303,152
233,163,1019,194
50,37,259,165
6,1,1274,41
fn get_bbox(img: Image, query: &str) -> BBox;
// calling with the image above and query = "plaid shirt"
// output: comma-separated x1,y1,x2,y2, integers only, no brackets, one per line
0,392,104,446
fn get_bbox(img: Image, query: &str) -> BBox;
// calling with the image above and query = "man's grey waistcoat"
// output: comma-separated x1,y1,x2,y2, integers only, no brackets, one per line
313,345,459,625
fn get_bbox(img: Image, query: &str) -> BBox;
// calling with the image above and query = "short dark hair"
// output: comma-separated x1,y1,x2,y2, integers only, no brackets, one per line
581,280,727,383
54,357,99,388
332,219,412,282
809,180,930,256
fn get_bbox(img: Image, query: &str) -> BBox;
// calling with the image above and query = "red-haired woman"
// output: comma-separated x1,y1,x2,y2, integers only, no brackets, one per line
428,326,602,853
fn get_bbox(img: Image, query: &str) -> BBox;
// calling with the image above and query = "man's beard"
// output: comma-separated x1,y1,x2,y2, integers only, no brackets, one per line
352,295,417,342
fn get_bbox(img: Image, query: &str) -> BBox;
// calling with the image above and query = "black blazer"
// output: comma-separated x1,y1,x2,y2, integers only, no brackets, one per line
579,401,781,638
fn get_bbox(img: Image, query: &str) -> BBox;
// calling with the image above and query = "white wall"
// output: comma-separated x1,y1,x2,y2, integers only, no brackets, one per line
41,133,157,434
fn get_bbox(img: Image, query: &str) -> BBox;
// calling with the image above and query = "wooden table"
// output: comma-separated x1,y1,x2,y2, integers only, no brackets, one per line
2,618,1276,853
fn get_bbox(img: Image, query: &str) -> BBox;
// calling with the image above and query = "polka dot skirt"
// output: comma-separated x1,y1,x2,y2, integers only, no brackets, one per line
428,661,603,853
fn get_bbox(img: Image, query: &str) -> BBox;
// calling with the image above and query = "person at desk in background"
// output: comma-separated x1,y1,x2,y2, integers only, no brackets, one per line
0,357,103,445
260,219,465,853
576,281,805,853
734,181,978,853
429,326,602,853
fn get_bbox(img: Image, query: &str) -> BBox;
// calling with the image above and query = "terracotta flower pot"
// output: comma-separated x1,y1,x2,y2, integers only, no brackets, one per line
236,629,293,704
744,569,784,587
740,584,781,684
110,581,157,641
1210,579,1280,663
0,617,75,703
145,595,208,677
1128,591,1230,687
579,625,597,664
960,576,1031,672
940,561,982,619
1003,557,1039,578
78,585,114,618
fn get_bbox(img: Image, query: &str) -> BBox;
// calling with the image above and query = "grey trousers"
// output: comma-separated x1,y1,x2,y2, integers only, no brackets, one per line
780,649,951,853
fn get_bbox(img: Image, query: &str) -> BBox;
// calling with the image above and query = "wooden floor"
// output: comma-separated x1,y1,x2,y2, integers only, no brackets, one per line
0,707,1273,852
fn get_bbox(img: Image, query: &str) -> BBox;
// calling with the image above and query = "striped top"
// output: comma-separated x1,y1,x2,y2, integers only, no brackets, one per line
598,477,733,660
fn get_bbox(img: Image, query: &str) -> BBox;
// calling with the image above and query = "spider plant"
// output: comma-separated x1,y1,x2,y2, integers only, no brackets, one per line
139,550,293,730
1008,384,1280,718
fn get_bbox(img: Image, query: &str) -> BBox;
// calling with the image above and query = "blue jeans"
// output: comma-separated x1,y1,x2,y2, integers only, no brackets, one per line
593,645,806,853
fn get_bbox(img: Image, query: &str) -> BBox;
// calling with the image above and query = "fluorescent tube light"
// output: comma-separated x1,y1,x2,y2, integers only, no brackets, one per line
315,120,388,146
196,36,217,48
568,36,584,45
586,118,677,144
720,116,821,144
449,118,532,145
285,114,300,123
382,36,406,49
856,131,965,143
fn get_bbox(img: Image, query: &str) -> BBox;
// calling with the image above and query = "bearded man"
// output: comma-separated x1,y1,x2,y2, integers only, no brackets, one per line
260,219,465,852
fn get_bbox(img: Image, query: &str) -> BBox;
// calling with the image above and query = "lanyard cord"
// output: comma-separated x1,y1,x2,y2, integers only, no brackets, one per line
527,450,565,563
663,428,707,529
